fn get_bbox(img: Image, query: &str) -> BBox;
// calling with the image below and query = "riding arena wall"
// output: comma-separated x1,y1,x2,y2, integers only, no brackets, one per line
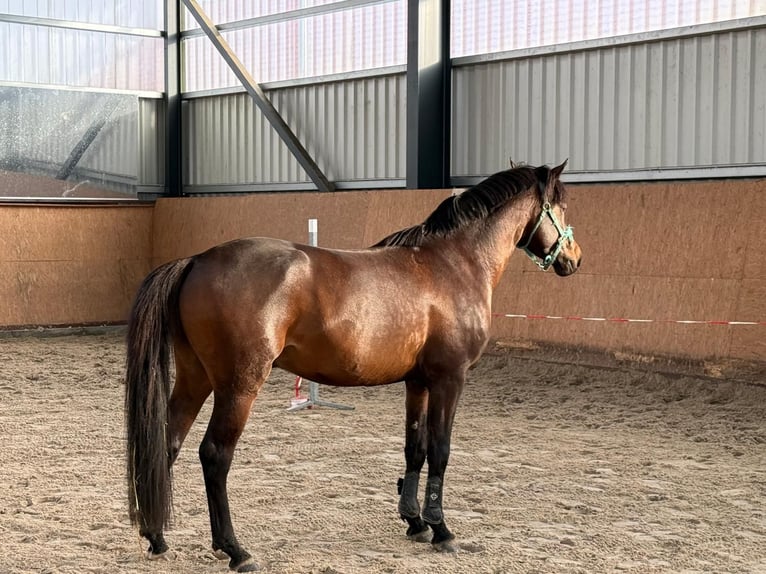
0,178,763,364
0,202,153,327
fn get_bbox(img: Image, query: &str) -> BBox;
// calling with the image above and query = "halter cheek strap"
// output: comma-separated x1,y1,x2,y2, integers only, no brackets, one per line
519,202,575,271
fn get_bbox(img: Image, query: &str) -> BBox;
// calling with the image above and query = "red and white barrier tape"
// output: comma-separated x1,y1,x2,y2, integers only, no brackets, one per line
494,313,766,326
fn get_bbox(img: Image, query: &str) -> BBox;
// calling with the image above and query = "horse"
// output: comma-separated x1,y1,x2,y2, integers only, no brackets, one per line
124,160,582,572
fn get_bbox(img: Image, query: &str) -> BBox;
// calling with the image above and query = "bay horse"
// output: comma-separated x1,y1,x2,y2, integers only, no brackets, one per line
125,161,581,572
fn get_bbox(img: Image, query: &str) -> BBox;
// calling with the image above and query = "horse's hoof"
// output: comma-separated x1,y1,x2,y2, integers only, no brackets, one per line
146,548,174,561
212,548,229,560
232,558,260,572
432,539,459,553
407,528,432,543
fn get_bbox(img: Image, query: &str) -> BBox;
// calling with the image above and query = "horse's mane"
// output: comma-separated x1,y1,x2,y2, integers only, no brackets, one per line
373,165,566,248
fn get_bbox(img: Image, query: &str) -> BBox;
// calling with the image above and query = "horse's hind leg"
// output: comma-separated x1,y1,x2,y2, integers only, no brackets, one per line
398,378,431,542
168,341,213,465
141,341,213,559
199,367,269,573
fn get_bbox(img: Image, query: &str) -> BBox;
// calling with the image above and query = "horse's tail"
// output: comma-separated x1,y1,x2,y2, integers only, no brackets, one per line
125,257,193,533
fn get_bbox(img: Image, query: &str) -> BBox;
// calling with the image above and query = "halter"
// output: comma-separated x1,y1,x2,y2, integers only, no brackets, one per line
519,202,574,271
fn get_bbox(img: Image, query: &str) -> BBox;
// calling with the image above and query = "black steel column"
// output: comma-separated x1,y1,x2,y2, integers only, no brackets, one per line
164,0,183,197
406,0,451,189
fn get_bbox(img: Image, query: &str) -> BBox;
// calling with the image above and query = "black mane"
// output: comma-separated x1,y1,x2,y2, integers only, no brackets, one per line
374,165,564,248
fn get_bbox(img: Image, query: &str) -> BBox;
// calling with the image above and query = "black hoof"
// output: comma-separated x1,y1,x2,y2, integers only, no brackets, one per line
429,520,456,551
212,548,229,560
231,557,260,572
142,532,169,557
145,548,174,561
403,515,430,542
408,528,432,543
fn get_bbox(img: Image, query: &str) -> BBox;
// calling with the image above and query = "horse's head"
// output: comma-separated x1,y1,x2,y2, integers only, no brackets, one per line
518,160,582,276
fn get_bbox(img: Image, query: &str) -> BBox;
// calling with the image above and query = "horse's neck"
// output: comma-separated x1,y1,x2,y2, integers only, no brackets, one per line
473,194,537,288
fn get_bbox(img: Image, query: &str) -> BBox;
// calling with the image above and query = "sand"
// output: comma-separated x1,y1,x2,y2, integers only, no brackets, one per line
0,332,764,574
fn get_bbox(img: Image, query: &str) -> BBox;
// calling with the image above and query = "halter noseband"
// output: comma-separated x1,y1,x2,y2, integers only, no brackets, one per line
519,202,574,271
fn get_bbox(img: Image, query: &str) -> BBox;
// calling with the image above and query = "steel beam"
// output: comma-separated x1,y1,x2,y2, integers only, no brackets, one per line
0,80,162,98
0,13,162,37
181,0,396,39
164,0,183,197
181,0,334,192
406,0,451,189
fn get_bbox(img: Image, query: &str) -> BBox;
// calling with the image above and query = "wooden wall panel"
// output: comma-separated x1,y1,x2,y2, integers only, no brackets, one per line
0,177,762,363
0,205,153,328
152,189,450,265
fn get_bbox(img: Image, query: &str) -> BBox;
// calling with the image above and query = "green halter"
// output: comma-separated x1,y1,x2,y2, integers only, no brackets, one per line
519,202,575,271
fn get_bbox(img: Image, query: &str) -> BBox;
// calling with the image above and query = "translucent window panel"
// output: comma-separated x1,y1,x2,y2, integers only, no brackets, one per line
0,0,163,29
182,0,361,30
0,22,163,91
183,1,406,91
451,0,766,58
0,87,141,198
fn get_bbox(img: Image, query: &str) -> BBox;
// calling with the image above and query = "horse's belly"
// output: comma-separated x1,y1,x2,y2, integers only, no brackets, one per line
276,327,424,386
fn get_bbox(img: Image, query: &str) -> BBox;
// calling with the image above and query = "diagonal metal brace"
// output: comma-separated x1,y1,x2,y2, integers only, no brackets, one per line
182,0,334,192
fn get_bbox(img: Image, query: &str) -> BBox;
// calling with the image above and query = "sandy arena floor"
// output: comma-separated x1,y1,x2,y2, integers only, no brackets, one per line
0,332,764,574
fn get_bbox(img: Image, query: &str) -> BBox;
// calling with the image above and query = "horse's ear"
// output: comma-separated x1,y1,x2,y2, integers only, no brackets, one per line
509,157,517,169
550,159,568,180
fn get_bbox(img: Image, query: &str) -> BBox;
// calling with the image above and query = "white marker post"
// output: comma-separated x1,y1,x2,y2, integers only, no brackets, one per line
287,219,354,412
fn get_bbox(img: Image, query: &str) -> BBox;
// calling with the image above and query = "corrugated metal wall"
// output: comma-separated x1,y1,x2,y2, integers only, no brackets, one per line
0,0,163,92
451,23,766,176
0,22,163,92
184,72,406,187
0,0,161,28
182,0,406,91
5,4,762,192
451,0,764,57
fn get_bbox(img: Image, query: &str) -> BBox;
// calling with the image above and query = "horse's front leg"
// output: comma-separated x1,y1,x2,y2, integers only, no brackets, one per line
421,374,464,552
398,379,430,541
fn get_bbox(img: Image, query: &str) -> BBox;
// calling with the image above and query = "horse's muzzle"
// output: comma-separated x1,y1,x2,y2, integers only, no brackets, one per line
553,240,582,276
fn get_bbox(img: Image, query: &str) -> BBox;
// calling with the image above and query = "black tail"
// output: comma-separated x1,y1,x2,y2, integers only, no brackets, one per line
125,257,193,533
